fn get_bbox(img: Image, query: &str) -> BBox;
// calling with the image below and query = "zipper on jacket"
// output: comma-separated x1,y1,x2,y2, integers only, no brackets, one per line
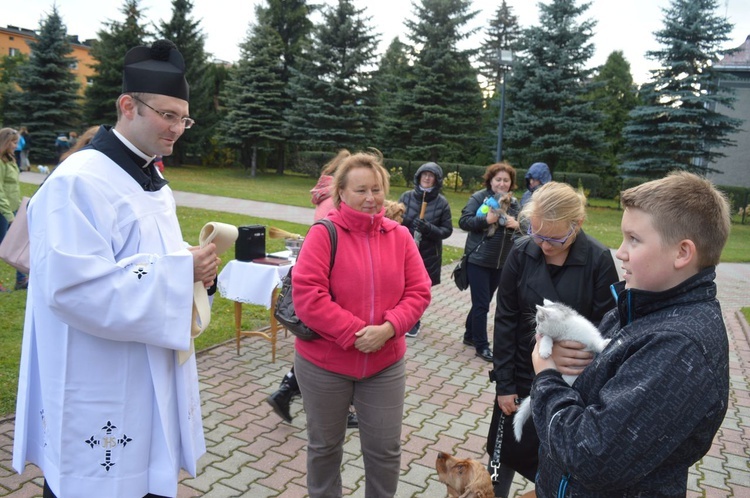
363,222,375,378
557,473,570,498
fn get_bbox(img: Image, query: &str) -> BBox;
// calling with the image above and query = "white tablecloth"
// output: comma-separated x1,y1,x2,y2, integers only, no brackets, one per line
217,259,293,308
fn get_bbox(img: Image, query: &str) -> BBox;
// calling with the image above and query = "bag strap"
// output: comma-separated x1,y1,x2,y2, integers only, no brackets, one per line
315,218,337,272
464,234,487,259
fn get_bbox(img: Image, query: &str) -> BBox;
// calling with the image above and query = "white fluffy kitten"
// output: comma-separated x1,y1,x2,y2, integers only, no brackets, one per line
512,299,610,442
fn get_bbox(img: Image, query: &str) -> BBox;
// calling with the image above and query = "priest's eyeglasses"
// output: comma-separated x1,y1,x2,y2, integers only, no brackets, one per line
132,96,195,129
527,225,575,247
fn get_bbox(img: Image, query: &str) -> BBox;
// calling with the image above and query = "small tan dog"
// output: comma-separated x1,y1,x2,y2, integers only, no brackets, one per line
436,451,494,498
384,200,406,224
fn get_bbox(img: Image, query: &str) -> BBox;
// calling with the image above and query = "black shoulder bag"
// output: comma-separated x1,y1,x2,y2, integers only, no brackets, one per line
450,236,486,291
273,219,337,340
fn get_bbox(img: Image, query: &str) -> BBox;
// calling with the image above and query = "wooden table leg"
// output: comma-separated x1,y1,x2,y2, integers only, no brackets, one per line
235,301,243,355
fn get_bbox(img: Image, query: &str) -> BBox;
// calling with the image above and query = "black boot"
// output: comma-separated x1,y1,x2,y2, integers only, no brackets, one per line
267,373,300,423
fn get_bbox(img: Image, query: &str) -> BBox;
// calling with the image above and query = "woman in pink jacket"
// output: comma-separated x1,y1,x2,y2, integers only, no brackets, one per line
293,150,432,498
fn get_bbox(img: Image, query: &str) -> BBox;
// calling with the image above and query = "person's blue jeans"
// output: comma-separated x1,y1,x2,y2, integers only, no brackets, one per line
464,262,502,352
0,212,28,285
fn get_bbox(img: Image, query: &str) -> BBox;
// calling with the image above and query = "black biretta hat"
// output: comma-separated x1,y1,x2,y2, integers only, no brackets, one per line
122,39,189,102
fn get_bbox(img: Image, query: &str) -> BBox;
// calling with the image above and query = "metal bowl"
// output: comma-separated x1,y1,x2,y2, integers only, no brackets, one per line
284,238,304,258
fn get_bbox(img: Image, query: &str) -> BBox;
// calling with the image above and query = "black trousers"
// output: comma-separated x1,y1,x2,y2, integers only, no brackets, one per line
44,480,171,498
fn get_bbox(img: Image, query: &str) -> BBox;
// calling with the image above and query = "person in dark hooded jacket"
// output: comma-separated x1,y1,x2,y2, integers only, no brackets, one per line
520,161,551,208
398,162,453,337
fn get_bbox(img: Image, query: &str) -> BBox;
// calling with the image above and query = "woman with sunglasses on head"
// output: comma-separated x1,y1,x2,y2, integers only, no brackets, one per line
486,181,619,497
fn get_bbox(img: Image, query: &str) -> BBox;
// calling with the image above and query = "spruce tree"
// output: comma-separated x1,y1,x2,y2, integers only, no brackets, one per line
254,0,315,173
585,51,638,176
6,6,81,164
478,0,522,163
84,0,151,127
285,0,379,152
622,0,741,177
159,0,210,166
398,0,484,163
503,0,604,173
218,8,287,175
372,37,415,158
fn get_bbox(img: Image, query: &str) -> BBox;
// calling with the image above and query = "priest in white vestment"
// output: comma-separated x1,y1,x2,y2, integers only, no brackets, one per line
13,40,219,498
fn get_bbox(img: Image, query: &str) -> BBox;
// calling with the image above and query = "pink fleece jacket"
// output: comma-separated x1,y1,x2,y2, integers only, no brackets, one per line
310,175,334,221
292,202,432,379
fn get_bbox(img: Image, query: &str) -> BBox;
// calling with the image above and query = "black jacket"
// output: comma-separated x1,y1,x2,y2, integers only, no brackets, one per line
398,163,453,285
533,268,729,497
491,232,618,396
459,188,521,269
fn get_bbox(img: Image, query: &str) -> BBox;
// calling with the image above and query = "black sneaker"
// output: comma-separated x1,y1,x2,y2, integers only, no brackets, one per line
406,324,420,338
462,337,474,347
476,348,493,362
347,410,359,429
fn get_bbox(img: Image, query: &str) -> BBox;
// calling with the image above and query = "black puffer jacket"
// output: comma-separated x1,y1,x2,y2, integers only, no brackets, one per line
533,268,729,497
458,188,520,269
398,162,453,285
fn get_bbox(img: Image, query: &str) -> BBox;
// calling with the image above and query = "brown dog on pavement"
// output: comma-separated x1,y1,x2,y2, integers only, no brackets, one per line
436,451,494,498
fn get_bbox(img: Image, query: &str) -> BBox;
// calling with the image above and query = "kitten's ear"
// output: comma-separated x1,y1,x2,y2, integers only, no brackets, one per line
543,298,554,306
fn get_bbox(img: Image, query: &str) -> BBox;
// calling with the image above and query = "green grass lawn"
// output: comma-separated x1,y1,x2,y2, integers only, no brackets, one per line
1,166,747,416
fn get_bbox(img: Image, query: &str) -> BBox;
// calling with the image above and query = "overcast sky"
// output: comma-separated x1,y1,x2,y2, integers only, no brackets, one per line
12,0,750,84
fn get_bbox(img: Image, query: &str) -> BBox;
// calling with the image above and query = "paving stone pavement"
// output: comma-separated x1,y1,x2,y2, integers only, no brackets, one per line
2,175,748,497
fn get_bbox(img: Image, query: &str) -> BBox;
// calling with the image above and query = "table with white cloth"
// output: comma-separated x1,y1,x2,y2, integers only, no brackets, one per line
217,256,293,362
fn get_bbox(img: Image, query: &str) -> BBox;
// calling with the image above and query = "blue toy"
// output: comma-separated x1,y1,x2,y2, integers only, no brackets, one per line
476,196,500,217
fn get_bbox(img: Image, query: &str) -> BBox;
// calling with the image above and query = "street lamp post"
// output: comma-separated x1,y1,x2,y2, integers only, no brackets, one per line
495,50,513,163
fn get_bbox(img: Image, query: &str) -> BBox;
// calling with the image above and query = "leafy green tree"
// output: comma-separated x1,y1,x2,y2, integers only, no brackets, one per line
503,0,604,173
285,0,379,152
585,51,638,174
84,0,151,127
0,52,28,125
218,7,287,175
622,0,742,177
158,0,211,166
397,0,484,163
6,6,81,164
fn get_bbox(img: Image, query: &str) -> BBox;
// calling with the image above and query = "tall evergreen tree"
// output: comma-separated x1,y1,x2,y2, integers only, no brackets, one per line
254,0,315,173
285,0,379,152
6,6,81,164
503,0,604,173
585,51,638,174
397,0,484,163
159,0,210,166
218,7,287,175
84,0,150,127
372,37,415,157
477,0,522,94
621,0,741,177
478,0,522,163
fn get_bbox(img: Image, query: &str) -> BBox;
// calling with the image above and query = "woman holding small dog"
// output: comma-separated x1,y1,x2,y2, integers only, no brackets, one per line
487,182,618,497
292,150,431,498
459,162,520,362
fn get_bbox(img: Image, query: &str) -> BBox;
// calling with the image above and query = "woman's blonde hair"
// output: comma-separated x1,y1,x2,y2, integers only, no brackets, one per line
519,181,587,232
331,149,390,209
0,128,19,163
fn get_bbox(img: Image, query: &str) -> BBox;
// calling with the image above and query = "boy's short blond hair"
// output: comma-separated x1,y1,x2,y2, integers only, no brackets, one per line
620,171,730,268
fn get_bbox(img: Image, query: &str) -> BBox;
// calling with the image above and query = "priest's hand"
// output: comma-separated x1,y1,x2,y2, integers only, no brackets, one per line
190,242,220,288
